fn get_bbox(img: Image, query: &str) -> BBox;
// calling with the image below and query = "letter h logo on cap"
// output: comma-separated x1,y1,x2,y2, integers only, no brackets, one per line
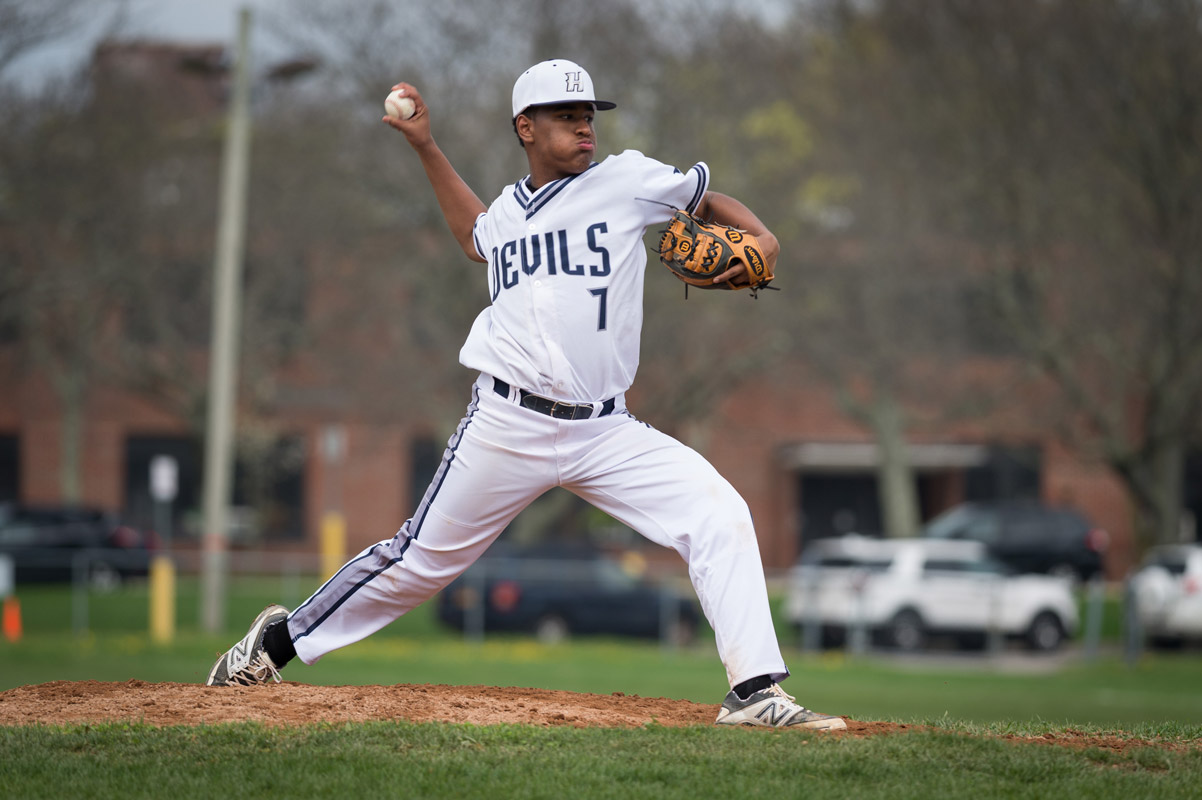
565,71,583,93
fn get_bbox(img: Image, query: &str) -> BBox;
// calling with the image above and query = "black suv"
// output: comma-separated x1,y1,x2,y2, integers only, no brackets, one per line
921,501,1108,581
0,504,154,587
436,547,700,644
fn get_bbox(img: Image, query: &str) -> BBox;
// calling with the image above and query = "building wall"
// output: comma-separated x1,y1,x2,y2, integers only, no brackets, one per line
306,422,414,555
1043,441,1134,578
700,374,1137,579
0,358,1147,579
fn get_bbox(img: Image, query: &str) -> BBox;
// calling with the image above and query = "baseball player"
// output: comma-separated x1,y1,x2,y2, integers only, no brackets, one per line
206,60,845,731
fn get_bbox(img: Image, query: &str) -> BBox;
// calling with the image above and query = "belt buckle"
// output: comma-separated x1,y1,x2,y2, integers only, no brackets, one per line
551,400,591,420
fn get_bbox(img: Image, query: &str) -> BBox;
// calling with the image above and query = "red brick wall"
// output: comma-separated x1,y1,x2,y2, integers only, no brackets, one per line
1044,441,1133,579
0,359,1142,577
307,423,413,556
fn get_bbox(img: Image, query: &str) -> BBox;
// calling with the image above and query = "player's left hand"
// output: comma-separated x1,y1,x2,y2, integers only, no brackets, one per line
711,261,748,286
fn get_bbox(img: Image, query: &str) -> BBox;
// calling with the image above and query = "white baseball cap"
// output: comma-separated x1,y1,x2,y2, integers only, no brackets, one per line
511,59,616,119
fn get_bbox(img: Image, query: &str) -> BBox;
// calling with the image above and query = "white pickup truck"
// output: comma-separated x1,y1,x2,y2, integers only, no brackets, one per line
784,535,1079,652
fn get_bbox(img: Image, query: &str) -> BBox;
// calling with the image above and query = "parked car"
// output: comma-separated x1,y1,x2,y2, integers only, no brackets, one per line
1129,544,1202,647
0,504,155,588
920,501,1108,581
436,547,700,644
783,535,1079,652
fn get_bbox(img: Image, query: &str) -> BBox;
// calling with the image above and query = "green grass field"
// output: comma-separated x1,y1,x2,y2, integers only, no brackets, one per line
2,578,1200,798
3,720,1200,800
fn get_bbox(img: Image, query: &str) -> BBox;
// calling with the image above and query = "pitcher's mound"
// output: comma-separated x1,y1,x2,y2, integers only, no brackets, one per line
0,680,847,730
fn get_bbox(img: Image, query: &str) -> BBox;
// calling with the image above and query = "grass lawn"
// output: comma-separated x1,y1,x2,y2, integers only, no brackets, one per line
2,718,1200,800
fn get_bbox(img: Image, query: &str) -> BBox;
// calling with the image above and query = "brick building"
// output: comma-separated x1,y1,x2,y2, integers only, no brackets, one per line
0,345,1162,578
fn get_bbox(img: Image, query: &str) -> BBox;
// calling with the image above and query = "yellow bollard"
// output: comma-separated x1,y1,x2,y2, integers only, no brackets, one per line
149,555,176,644
321,512,346,581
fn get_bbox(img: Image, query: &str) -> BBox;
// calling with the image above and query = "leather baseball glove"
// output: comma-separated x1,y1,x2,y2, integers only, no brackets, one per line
656,209,774,293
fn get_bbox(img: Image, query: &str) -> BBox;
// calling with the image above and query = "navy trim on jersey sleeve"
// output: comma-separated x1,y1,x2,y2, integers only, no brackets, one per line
472,212,488,261
686,163,709,213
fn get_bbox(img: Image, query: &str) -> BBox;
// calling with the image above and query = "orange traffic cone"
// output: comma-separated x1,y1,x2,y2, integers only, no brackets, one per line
2,595,22,642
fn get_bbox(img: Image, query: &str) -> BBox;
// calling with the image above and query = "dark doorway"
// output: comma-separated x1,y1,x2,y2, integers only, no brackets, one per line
1185,449,1202,543
799,473,882,542
964,446,1041,503
0,434,17,504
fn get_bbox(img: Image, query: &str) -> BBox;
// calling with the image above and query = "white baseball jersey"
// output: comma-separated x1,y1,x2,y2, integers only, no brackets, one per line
462,150,709,403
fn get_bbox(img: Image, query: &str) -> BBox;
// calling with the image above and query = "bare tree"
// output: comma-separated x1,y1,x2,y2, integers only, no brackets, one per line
0,68,163,500
813,0,1202,546
0,35,356,506
657,4,989,538
0,0,121,77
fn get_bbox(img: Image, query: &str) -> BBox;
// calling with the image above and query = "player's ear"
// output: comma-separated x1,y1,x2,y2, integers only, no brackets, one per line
515,112,536,146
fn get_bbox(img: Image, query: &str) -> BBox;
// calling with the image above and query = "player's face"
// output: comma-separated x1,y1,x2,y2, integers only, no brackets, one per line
520,103,597,185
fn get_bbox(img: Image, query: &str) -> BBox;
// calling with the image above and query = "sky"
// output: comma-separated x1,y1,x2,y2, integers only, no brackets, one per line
9,0,798,88
9,0,290,87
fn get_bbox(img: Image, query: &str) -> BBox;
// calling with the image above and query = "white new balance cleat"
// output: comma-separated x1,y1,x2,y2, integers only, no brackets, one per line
205,604,289,687
714,683,847,731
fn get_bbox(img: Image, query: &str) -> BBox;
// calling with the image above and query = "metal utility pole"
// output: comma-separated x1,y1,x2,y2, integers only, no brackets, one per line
201,7,254,634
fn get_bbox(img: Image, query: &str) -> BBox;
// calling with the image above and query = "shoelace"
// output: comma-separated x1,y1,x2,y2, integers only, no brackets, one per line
766,684,819,715
766,684,797,703
229,655,282,686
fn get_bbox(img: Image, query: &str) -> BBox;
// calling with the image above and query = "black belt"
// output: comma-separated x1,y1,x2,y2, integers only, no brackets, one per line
493,378,615,420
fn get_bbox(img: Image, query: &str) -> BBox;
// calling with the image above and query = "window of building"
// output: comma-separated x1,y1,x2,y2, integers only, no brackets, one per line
124,433,306,544
0,434,18,504
798,474,883,541
123,435,201,543
964,446,1041,503
1185,449,1202,543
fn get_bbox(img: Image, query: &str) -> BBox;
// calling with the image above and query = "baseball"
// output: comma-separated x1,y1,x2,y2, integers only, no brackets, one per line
384,90,416,120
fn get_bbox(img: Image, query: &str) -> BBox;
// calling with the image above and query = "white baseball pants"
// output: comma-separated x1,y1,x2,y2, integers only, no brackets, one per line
287,373,788,689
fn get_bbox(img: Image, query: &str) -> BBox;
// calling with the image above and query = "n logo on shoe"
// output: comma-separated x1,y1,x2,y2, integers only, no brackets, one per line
755,702,790,726
229,640,250,671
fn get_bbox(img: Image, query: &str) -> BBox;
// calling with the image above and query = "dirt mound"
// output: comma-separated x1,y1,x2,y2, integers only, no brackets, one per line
0,680,1186,754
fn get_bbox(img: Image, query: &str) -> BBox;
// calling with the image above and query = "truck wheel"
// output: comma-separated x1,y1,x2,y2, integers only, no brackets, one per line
1026,612,1064,652
889,610,926,652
